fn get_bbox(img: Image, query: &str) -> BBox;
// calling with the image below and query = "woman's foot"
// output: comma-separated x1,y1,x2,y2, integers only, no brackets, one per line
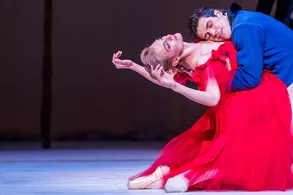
164,175,188,193
127,166,170,190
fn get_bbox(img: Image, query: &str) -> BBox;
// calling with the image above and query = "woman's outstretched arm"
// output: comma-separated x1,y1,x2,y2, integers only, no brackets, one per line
150,65,220,107
112,51,220,107
112,51,169,86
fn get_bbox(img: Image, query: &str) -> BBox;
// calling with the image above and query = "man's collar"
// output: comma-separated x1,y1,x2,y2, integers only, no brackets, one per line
228,3,242,25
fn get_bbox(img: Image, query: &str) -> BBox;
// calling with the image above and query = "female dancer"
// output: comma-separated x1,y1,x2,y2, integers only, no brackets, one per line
112,33,293,192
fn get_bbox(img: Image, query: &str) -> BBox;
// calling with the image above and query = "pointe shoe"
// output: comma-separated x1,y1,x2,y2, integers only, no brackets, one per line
164,175,188,193
127,166,169,190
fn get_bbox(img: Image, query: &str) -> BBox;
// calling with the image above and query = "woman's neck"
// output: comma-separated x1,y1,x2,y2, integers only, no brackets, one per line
179,41,224,71
179,42,202,70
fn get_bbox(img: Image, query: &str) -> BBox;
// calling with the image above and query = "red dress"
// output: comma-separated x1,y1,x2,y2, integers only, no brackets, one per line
129,41,293,191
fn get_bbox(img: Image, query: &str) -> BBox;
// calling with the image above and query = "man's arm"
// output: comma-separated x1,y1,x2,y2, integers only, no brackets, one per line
231,23,266,91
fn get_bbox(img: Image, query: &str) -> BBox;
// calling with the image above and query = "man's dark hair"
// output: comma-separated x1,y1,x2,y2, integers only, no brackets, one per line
188,7,227,39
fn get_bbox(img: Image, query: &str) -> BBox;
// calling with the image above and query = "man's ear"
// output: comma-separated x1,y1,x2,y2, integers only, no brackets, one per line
214,10,224,17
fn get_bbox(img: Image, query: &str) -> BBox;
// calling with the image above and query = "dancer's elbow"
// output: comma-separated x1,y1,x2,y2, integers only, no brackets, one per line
206,92,220,107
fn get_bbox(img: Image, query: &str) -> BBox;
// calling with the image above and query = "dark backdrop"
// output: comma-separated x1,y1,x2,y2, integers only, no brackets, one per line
0,0,264,141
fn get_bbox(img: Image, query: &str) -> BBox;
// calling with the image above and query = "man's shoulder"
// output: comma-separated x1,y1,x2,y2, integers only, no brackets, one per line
231,11,267,45
232,10,272,28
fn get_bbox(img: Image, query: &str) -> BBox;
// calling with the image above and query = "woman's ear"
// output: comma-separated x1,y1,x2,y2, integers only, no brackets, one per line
172,57,181,67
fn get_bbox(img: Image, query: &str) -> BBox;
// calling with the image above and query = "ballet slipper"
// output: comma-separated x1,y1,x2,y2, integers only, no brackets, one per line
164,175,189,193
127,166,170,189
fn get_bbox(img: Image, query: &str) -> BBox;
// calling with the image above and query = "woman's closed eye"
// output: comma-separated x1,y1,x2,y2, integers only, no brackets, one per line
165,44,171,50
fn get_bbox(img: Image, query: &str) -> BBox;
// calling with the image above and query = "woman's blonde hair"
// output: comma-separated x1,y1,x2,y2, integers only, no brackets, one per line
140,47,173,74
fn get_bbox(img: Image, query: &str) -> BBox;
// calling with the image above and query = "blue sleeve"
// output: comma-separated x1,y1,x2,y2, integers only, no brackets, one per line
231,24,265,91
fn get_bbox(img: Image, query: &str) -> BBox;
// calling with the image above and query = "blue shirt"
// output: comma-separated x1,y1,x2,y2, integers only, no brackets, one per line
229,6,293,91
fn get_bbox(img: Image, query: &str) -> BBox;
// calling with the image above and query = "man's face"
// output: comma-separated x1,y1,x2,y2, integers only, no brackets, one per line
196,10,231,42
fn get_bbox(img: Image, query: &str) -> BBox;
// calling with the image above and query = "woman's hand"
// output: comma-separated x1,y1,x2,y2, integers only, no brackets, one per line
150,65,176,89
175,65,194,77
112,51,134,69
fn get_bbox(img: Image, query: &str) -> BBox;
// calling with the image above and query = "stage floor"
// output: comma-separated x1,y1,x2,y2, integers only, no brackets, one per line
0,141,292,195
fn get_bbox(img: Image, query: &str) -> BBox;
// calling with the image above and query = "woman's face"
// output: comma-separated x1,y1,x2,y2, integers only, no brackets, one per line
150,33,184,64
